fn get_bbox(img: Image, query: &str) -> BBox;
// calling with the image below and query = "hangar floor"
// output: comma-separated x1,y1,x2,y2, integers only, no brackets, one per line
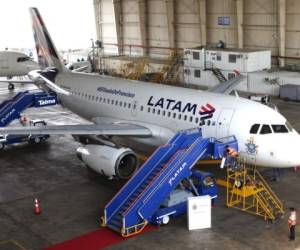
0,83,299,250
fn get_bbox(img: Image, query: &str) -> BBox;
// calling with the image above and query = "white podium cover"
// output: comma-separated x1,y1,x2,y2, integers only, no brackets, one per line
187,195,211,230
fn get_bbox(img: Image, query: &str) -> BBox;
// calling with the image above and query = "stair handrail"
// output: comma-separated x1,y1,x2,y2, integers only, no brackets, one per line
136,138,209,221
254,168,284,211
122,149,186,217
122,136,204,222
252,186,275,219
105,133,187,223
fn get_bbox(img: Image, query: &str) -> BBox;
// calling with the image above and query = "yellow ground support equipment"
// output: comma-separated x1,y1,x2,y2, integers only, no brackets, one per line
224,160,284,221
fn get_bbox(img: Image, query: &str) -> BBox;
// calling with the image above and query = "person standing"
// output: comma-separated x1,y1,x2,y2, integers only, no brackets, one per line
288,207,297,241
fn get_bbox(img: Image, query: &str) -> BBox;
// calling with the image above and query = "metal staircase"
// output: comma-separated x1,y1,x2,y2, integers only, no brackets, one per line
226,162,284,221
103,129,238,237
212,68,227,83
204,61,227,83
0,91,58,127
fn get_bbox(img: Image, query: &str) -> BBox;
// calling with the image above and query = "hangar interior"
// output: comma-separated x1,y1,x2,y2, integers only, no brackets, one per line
0,1,300,250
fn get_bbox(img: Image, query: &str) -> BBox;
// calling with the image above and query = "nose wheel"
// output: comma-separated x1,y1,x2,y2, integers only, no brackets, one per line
8,83,15,91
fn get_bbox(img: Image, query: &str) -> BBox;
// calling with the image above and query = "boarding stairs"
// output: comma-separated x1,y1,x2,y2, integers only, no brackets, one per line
103,129,238,237
0,91,58,127
226,163,284,221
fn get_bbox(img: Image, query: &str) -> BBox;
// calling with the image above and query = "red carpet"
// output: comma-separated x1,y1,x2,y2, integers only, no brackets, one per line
45,226,158,250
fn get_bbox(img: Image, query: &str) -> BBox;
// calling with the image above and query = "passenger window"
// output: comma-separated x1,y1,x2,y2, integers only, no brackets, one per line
207,120,211,126
96,97,99,102
195,117,199,124
250,124,260,134
152,108,155,114
168,112,171,117
124,102,127,108
103,98,106,103
178,114,182,120
111,100,114,105
147,107,151,113
128,104,131,109
157,109,161,115
140,106,144,111
260,124,272,134
120,101,123,106
212,121,216,126
115,100,118,105
189,116,193,122
271,125,288,133
173,113,176,119
100,97,102,102
200,120,205,126
162,110,166,116
107,99,110,104
184,115,187,121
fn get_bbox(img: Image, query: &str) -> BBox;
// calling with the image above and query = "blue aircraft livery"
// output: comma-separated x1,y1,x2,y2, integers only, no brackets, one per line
147,96,215,120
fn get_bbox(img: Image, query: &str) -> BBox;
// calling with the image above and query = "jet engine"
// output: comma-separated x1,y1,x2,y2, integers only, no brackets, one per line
76,145,139,179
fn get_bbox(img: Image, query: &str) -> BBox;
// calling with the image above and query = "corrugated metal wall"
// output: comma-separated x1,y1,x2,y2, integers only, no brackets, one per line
94,0,300,62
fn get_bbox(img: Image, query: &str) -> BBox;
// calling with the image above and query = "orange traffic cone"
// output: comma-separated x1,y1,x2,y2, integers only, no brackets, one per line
34,198,41,215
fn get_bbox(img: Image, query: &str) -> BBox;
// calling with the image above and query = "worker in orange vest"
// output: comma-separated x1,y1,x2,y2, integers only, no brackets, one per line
288,207,297,240
226,145,239,169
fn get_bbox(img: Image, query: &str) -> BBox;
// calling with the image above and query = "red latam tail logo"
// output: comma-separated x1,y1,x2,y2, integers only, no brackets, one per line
199,103,215,120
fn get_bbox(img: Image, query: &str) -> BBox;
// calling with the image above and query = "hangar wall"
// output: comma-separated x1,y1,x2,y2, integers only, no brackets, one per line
93,0,300,65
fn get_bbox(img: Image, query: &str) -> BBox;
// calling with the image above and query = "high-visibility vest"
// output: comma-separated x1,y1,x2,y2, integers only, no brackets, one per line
228,147,238,157
288,211,297,226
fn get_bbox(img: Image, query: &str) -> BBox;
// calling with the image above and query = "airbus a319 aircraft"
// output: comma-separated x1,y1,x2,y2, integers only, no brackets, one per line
1,8,300,179
0,50,39,90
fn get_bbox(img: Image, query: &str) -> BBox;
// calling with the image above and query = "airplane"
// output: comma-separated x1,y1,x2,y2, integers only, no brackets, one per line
0,7,300,180
0,50,39,90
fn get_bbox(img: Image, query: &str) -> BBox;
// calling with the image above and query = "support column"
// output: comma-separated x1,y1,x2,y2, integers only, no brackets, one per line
113,0,123,55
138,0,148,55
93,0,102,42
278,0,286,67
236,0,244,48
165,0,175,48
198,0,207,46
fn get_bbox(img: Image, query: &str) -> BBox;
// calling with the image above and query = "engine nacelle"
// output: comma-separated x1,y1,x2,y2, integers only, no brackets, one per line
76,145,138,179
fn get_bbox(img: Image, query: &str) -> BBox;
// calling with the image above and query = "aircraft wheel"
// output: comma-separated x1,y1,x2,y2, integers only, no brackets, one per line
8,83,15,91
161,215,170,225
34,137,41,144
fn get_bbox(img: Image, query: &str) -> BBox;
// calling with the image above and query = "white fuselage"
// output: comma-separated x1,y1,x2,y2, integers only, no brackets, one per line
54,72,300,168
0,51,38,78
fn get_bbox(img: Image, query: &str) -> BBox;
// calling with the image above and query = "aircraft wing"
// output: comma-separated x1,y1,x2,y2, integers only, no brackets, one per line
0,123,152,136
208,75,246,94
0,79,35,84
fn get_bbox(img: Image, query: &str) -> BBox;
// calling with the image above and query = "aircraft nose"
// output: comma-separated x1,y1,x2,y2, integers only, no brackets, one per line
280,134,300,167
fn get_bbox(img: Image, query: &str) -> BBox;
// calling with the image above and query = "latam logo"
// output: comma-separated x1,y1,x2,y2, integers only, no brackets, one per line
199,103,215,120
1,108,16,124
168,162,187,186
38,99,56,106
147,96,216,119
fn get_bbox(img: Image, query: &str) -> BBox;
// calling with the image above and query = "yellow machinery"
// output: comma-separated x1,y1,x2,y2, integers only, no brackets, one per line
221,159,284,221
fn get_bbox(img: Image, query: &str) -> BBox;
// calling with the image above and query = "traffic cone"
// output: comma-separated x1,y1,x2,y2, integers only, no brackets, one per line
34,198,41,215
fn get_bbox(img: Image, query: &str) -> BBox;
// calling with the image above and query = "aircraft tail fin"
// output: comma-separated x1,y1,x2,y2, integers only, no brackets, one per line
29,7,65,72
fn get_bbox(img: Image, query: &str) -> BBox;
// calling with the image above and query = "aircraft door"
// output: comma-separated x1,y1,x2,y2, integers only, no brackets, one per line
0,53,8,69
216,109,234,139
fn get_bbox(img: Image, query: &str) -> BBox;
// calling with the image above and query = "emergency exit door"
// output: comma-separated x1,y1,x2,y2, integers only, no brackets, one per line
216,109,234,139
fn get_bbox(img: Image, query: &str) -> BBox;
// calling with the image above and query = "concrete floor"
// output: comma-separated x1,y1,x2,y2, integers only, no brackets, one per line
0,83,299,250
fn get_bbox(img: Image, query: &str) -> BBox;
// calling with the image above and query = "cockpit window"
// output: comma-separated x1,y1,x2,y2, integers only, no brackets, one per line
250,124,260,134
271,125,288,133
17,57,31,62
260,124,272,134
